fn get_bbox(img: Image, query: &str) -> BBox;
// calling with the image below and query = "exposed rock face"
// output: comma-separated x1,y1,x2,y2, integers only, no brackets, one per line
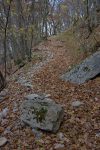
20,94,64,133
61,51,100,84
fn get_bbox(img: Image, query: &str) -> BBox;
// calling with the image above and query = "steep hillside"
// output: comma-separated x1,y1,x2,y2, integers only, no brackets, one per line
0,30,100,149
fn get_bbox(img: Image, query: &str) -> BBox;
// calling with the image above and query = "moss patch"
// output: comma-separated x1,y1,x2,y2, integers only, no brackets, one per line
33,107,48,123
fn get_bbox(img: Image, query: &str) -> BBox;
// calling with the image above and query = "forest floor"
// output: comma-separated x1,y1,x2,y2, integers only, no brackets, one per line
0,31,100,150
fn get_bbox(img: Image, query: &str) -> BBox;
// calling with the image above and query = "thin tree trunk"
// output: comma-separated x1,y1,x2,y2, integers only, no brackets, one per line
4,0,12,79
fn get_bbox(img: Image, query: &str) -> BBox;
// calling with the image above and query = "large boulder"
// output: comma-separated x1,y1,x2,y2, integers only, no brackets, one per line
20,94,64,133
61,51,100,84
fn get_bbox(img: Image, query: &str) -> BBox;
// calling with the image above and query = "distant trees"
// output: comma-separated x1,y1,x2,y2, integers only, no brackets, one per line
0,0,50,78
0,0,99,85
84,0,99,31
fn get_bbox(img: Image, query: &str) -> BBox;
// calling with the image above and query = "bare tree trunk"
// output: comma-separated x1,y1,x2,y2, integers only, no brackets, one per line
3,0,12,79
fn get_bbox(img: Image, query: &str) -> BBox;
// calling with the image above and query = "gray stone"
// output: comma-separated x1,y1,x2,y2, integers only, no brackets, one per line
57,132,64,141
17,77,33,88
32,128,43,139
4,127,12,135
17,77,27,84
61,51,100,84
0,108,9,119
21,94,64,133
23,83,33,88
72,101,84,107
54,143,65,149
96,132,100,137
0,97,5,103
0,137,7,147
0,89,8,97
0,89,8,103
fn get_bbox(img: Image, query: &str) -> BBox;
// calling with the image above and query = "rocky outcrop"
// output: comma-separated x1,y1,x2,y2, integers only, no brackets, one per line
61,51,100,84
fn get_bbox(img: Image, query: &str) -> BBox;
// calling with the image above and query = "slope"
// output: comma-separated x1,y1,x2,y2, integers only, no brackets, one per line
0,30,100,149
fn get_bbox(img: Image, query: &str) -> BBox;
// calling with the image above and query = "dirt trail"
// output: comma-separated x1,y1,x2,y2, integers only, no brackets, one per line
0,37,100,150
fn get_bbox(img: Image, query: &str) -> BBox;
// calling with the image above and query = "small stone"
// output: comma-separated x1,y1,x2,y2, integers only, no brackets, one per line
54,143,65,149
21,93,64,133
94,97,99,102
72,101,84,107
17,77,33,88
0,108,9,120
96,132,100,137
0,89,8,97
0,137,7,147
17,78,27,84
24,83,33,88
57,132,64,140
4,130,11,135
32,128,43,139
3,126,13,135
13,108,18,113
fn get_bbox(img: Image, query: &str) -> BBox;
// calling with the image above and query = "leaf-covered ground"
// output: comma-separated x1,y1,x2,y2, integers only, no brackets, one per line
0,34,100,150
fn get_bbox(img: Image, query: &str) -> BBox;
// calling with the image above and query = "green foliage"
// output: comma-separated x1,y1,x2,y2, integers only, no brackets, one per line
34,107,48,123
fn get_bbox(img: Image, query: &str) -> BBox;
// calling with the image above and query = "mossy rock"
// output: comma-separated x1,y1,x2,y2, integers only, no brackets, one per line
21,94,64,133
